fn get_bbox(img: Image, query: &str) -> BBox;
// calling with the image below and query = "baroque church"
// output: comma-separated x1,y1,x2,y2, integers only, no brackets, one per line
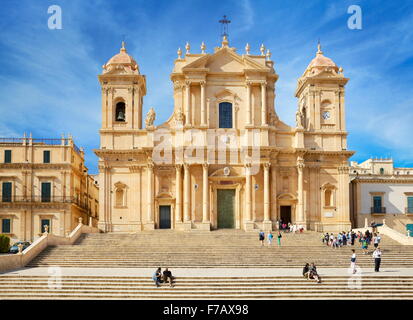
94,36,353,233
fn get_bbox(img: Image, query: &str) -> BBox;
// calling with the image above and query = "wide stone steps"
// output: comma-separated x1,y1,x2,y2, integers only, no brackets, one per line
27,231,406,268
1,276,413,299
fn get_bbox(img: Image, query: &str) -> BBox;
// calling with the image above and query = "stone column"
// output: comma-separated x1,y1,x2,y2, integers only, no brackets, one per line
246,81,252,126
175,164,182,223
185,81,191,126
296,157,305,227
200,163,210,230
182,163,191,230
145,162,155,230
200,81,206,126
244,164,254,230
261,81,267,126
263,162,272,230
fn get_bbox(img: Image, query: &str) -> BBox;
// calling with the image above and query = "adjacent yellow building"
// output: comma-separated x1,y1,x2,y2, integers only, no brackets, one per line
95,38,354,233
0,134,99,242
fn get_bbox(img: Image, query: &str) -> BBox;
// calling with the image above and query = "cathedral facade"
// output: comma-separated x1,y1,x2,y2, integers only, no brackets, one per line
94,37,353,233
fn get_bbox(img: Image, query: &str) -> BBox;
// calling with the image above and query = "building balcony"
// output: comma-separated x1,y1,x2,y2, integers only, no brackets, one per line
0,196,89,211
371,207,386,214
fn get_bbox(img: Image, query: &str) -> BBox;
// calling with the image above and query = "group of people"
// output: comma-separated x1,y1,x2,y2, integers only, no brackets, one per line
152,267,174,287
303,263,321,283
322,230,381,254
259,230,282,246
277,219,304,233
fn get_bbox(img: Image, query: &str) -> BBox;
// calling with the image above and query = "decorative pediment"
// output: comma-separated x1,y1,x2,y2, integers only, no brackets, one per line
277,193,297,201
214,88,238,99
321,182,336,190
210,166,240,178
156,191,174,199
182,47,268,73
114,181,127,190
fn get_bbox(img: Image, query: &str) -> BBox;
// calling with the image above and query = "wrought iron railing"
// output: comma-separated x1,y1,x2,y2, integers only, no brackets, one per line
371,207,386,214
0,195,88,210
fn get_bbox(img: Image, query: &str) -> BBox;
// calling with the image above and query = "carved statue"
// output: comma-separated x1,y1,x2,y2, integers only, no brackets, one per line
145,108,156,127
295,110,303,128
175,107,185,126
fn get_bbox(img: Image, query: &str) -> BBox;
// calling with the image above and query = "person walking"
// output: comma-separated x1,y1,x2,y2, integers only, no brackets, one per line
362,236,369,254
259,230,265,247
267,231,274,246
277,231,282,246
373,247,382,272
351,231,356,246
350,249,357,274
373,233,381,248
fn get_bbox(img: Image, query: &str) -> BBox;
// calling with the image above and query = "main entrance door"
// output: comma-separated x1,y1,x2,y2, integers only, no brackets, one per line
280,206,292,224
217,189,235,228
159,205,171,229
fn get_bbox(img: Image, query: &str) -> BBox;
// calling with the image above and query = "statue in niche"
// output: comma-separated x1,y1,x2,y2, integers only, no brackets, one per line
175,107,185,126
295,110,303,128
145,108,156,127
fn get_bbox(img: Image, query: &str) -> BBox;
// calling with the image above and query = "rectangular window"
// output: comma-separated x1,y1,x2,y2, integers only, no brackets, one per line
41,182,51,202
2,182,12,202
219,102,233,128
43,150,50,163
2,219,11,233
408,196,413,214
40,219,50,233
4,150,11,163
373,196,382,213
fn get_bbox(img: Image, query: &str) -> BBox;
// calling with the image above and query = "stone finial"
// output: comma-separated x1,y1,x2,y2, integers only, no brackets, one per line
201,42,206,54
260,44,265,56
78,217,83,225
17,243,23,254
339,66,343,74
266,49,271,60
177,47,182,59
121,40,126,52
185,42,190,54
221,35,229,47
245,43,250,55
317,40,323,54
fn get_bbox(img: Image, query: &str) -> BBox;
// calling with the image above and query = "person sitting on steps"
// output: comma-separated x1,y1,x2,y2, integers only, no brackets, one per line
308,262,321,283
163,268,174,287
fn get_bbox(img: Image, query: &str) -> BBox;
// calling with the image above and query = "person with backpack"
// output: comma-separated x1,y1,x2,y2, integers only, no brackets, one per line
259,230,265,247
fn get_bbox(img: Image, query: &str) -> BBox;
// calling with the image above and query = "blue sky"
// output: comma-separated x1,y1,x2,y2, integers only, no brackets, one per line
0,0,412,174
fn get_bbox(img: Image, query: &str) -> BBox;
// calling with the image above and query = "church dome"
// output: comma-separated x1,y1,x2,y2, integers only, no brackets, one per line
102,42,140,74
303,43,339,76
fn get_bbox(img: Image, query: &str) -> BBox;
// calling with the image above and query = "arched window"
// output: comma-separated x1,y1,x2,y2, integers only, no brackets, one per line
115,102,126,122
380,168,384,175
219,102,232,128
114,182,127,207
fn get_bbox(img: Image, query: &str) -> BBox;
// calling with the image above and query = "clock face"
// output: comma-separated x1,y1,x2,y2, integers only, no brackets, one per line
322,111,330,120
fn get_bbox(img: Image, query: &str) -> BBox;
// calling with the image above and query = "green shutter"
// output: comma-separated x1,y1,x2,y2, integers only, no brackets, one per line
2,182,12,202
373,196,382,209
43,150,50,163
2,219,11,233
408,197,413,213
41,182,51,202
4,150,11,163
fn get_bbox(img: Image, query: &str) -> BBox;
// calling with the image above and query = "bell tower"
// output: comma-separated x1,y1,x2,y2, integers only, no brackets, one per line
98,42,146,149
295,43,349,151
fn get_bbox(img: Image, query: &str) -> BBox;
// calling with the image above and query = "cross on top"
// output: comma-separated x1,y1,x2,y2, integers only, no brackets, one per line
219,15,231,37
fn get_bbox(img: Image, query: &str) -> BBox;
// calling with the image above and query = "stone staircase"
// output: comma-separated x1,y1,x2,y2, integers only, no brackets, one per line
27,230,413,268
1,275,413,299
